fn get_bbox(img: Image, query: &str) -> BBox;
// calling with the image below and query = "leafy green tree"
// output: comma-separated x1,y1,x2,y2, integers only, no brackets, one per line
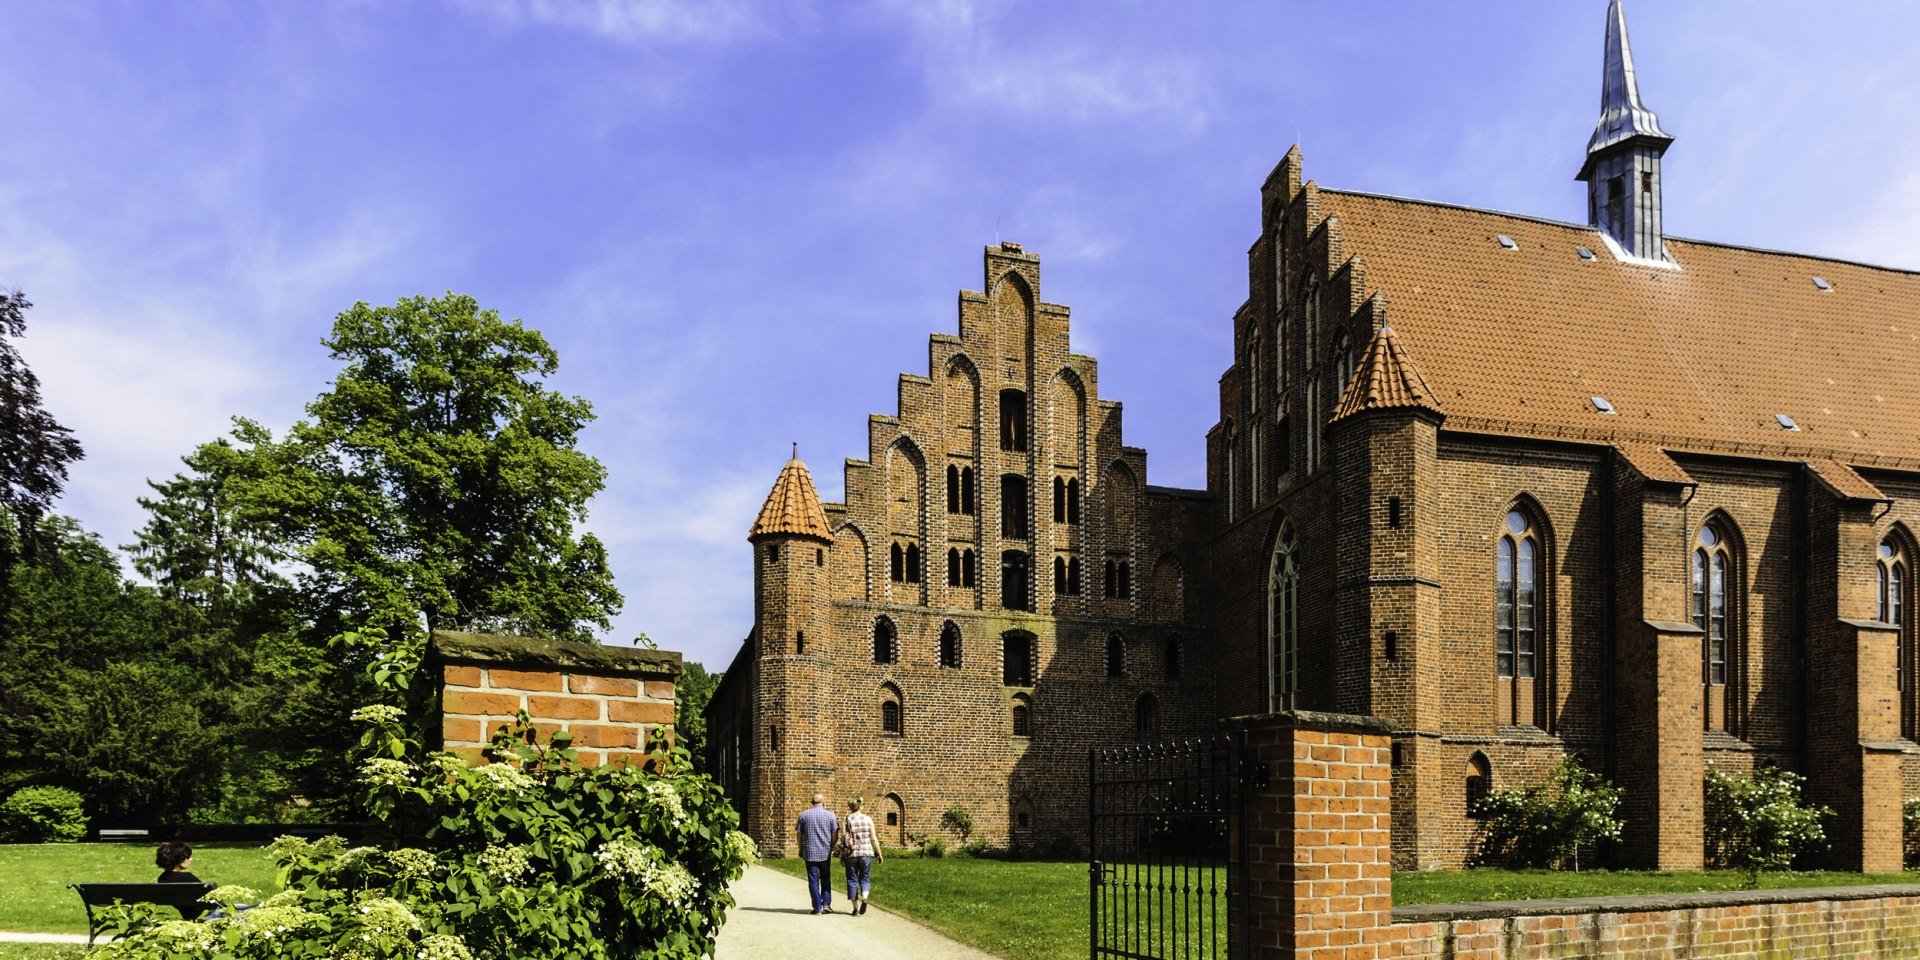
673,661,719,775
0,289,85,578
228,293,621,644
1705,764,1830,886
127,438,283,606
1470,756,1624,871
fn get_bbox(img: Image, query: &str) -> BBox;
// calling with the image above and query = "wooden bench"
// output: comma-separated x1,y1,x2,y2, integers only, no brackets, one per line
68,882,216,947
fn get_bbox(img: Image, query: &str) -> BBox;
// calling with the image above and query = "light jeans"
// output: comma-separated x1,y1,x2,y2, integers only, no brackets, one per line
844,856,873,900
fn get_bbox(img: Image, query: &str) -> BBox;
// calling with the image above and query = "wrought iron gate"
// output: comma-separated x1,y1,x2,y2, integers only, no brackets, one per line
1089,732,1258,960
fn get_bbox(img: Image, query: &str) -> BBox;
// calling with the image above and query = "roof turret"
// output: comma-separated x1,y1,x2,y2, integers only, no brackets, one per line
750,449,832,542
1332,325,1441,422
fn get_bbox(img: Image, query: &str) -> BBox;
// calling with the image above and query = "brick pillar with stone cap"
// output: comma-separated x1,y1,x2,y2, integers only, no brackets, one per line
1229,710,1399,960
428,630,680,767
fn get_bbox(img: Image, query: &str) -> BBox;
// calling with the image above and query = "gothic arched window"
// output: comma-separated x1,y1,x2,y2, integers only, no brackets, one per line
1106,633,1126,678
1496,510,1538,680
873,616,898,665
880,688,903,735
1135,694,1159,742
1693,519,1737,732
1881,537,1912,736
1268,520,1299,712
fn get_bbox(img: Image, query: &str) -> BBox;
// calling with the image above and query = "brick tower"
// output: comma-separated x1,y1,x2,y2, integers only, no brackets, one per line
746,450,836,854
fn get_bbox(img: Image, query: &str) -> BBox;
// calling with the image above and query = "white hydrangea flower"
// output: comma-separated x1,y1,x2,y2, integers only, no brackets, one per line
595,841,702,908
472,762,536,794
353,896,421,937
476,844,533,883
641,780,689,826
202,884,260,909
386,847,439,879
417,933,476,960
359,757,414,788
351,704,406,724
725,830,760,865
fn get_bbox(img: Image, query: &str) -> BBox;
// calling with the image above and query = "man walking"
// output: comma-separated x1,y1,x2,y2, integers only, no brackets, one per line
795,792,839,914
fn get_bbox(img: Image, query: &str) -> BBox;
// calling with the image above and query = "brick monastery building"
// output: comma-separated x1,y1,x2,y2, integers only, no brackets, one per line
709,3,1919,873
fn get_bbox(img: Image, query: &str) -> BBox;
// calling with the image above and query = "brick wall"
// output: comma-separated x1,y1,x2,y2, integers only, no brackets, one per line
1229,707,1920,960
429,631,680,768
1391,890,1920,959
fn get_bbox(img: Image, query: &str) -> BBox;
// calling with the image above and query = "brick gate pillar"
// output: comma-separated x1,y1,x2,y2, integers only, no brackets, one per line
1230,711,1399,960
427,630,680,767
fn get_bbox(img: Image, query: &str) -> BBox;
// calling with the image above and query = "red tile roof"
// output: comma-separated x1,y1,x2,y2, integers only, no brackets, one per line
1319,190,1920,469
1332,325,1441,422
750,457,832,541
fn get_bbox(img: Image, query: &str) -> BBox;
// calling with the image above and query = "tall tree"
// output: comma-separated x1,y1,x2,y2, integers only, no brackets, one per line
0,290,84,575
234,292,621,643
127,438,284,606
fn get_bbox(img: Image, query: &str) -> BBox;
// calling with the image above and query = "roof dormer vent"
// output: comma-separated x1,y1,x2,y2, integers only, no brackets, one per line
1774,413,1801,431
1591,396,1616,414
1577,246,1597,261
1496,235,1518,250
1812,276,1832,292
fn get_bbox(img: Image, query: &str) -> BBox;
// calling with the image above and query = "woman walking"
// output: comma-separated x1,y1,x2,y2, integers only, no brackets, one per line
840,797,883,915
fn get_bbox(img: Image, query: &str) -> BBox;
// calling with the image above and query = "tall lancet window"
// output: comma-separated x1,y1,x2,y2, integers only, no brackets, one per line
1881,538,1912,737
1267,521,1299,713
1693,520,1735,732
1496,508,1542,728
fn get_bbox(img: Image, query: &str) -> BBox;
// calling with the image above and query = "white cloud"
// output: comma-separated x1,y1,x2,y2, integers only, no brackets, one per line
446,0,778,45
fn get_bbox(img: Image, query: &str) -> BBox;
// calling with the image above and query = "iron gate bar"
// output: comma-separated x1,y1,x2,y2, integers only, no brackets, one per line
1088,732,1249,960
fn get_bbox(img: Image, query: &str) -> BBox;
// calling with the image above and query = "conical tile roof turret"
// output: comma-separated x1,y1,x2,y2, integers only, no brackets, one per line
750,448,833,542
1332,325,1442,422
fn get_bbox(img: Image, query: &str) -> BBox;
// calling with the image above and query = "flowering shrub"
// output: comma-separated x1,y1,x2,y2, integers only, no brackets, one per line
97,628,755,959
1705,763,1830,887
1470,757,1624,871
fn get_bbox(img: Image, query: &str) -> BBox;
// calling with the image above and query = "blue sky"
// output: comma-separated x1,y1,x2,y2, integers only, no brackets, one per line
4,1,1919,671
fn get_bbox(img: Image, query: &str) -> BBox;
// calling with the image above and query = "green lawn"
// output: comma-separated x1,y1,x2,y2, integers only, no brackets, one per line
1394,867,1919,905
763,855,1920,960
0,843,280,934
0,946,85,960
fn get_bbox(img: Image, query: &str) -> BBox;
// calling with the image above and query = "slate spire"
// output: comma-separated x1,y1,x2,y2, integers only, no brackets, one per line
1576,1,1673,261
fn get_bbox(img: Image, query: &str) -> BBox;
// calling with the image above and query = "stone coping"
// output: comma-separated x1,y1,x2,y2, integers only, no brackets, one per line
1390,883,1920,923
1223,709,1395,735
429,630,681,678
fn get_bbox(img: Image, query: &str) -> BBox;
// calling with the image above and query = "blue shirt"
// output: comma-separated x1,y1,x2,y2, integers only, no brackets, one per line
796,805,839,862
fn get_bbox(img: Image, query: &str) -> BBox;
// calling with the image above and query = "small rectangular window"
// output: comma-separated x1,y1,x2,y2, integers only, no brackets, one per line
1387,497,1402,529
1641,171,1654,194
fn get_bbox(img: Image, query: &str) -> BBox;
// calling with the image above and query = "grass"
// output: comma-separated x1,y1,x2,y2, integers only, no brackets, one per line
762,854,1920,960
0,842,280,934
0,946,85,960
1394,867,1920,905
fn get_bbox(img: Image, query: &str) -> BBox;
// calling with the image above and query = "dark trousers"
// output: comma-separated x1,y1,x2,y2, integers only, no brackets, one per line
805,859,833,911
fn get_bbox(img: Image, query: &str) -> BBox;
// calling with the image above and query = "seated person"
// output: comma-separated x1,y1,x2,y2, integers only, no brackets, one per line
156,842,201,884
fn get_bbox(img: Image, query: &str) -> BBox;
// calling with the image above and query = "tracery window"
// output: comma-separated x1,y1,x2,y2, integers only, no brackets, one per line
1495,510,1538,680
1881,538,1912,736
1268,520,1299,712
1693,520,1736,732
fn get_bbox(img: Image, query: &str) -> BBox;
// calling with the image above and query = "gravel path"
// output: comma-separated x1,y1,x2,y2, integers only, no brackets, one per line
715,864,999,960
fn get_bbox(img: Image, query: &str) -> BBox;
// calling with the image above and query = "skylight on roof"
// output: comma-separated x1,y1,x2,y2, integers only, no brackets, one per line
1577,247,1597,261
1812,277,1833,291
1591,396,1615,414
1775,413,1801,431
1496,235,1518,250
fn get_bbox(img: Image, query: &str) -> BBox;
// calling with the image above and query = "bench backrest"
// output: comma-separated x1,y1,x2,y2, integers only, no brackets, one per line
71,882,216,910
